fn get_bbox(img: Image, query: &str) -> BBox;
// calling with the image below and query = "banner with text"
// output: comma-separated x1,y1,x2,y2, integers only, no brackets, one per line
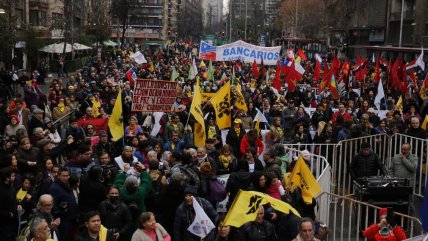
199,40,281,65
131,79,179,112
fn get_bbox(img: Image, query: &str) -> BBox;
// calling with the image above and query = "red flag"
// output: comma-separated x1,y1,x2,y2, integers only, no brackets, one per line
318,68,333,93
77,118,108,132
297,49,307,61
399,58,408,94
424,74,428,87
273,60,281,91
332,55,341,76
260,58,266,79
341,59,350,77
285,61,297,92
322,61,329,80
252,59,259,78
314,60,321,81
391,58,400,90
329,73,340,100
374,57,380,84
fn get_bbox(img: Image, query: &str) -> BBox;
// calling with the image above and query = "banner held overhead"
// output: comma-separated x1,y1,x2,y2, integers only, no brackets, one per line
131,79,179,112
199,40,281,65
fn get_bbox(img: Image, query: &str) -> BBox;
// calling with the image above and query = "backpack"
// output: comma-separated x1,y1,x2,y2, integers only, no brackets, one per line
208,179,227,203
179,165,200,188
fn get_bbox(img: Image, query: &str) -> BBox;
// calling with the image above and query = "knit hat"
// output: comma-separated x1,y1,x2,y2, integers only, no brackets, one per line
184,185,198,196
10,115,19,122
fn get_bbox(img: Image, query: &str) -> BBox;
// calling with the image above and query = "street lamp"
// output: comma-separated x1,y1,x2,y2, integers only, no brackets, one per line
0,9,5,14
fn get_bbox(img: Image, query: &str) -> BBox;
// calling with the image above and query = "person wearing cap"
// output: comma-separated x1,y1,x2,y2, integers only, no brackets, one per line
65,117,86,145
349,142,387,181
226,118,246,159
363,208,406,241
206,116,220,140
173,185,219,241
23,77,45,109
52,97,71,123
4,114,27,139
28,108,45,138
8,98,30,129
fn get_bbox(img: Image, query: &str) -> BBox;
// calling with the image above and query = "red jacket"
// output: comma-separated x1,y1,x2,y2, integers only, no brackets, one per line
331,111,353,124
240,134,264,156
363,224,406,241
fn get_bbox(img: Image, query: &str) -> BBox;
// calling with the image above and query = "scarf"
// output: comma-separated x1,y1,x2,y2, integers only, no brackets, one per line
129,123,137,136
234,127,241,135
58,102,65,112
219,155,229,168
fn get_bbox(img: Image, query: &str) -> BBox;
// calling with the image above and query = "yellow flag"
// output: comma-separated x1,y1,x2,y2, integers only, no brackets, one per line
108,89,124,141
223,190,300,227
420,83,427,100
231,83,248,112
422,115,428,130
91,96,101,117
210,81,231,129
396,95,403,112
201,92,215,102
255,115,261,136
287,155,321,204
149,62,155,72
190,79,206,147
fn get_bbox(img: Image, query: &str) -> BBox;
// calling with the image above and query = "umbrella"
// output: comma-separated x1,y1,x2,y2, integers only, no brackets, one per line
39,42,91,53
92,40,118,47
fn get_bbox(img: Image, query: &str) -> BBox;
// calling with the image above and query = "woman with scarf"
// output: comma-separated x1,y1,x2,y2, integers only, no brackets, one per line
131,212,171,241
52,97,71,125
125,116,144,140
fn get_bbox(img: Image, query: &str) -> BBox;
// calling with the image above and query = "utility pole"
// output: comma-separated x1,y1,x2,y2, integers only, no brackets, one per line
295,0,298,37
398,0,404,47
244,0,247,40
229,0,232,42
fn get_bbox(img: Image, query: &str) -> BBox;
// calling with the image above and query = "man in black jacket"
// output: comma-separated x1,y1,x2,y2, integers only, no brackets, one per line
75,211,116,241
240,206,277,241
0,167,18,241
349,142,387,181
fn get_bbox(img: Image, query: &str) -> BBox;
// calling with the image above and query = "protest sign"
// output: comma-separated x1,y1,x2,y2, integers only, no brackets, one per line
131,79,179,112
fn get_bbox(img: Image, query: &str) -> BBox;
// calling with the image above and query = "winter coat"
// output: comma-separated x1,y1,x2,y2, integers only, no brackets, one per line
173,197,219,241
389,153,418,187
240,221,278,241
350,150,387,180
240,135,264,157
226,128,246,159
363,224,406,241
98,200,132,239
16,146,40,176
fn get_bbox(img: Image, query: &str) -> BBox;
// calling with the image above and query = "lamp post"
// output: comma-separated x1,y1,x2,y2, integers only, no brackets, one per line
398,0,404,47
0,8,5,14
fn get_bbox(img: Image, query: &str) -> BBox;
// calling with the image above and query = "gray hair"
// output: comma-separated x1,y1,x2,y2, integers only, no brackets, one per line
33,127,44,134
147,150,157,158
37,194,53,209
30,217,48,236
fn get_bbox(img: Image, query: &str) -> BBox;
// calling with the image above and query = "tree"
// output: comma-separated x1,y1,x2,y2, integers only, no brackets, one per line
0,0,18,69
111,0,136,49
85,0,112,46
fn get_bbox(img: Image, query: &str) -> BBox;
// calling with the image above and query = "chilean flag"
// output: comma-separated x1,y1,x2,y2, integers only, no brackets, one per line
125,67,137,86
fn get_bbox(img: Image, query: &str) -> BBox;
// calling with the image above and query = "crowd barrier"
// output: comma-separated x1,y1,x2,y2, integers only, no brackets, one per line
283,147,331,222
316,192,424,241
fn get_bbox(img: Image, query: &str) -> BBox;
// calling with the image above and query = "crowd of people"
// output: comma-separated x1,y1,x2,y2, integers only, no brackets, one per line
0,42,424,241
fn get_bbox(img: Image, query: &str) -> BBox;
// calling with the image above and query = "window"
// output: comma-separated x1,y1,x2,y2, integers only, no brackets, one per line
30,10,39,26
15,9,24,27
40,11,47,26
52,13,63,28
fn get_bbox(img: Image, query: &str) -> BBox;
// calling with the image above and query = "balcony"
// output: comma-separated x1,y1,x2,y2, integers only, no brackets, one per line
29,0,49,9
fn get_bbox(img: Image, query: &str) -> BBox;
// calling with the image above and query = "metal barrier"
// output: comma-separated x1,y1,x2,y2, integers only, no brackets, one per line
388,133,428,197
332,134,390,196
316,192,424,241
283,147,331,222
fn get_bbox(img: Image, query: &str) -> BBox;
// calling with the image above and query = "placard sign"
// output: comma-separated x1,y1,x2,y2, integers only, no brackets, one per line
131,79,179,112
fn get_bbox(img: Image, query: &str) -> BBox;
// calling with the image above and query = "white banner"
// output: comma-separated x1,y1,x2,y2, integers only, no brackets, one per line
130,51,147,64
199,40,281,65
187,197,216,238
